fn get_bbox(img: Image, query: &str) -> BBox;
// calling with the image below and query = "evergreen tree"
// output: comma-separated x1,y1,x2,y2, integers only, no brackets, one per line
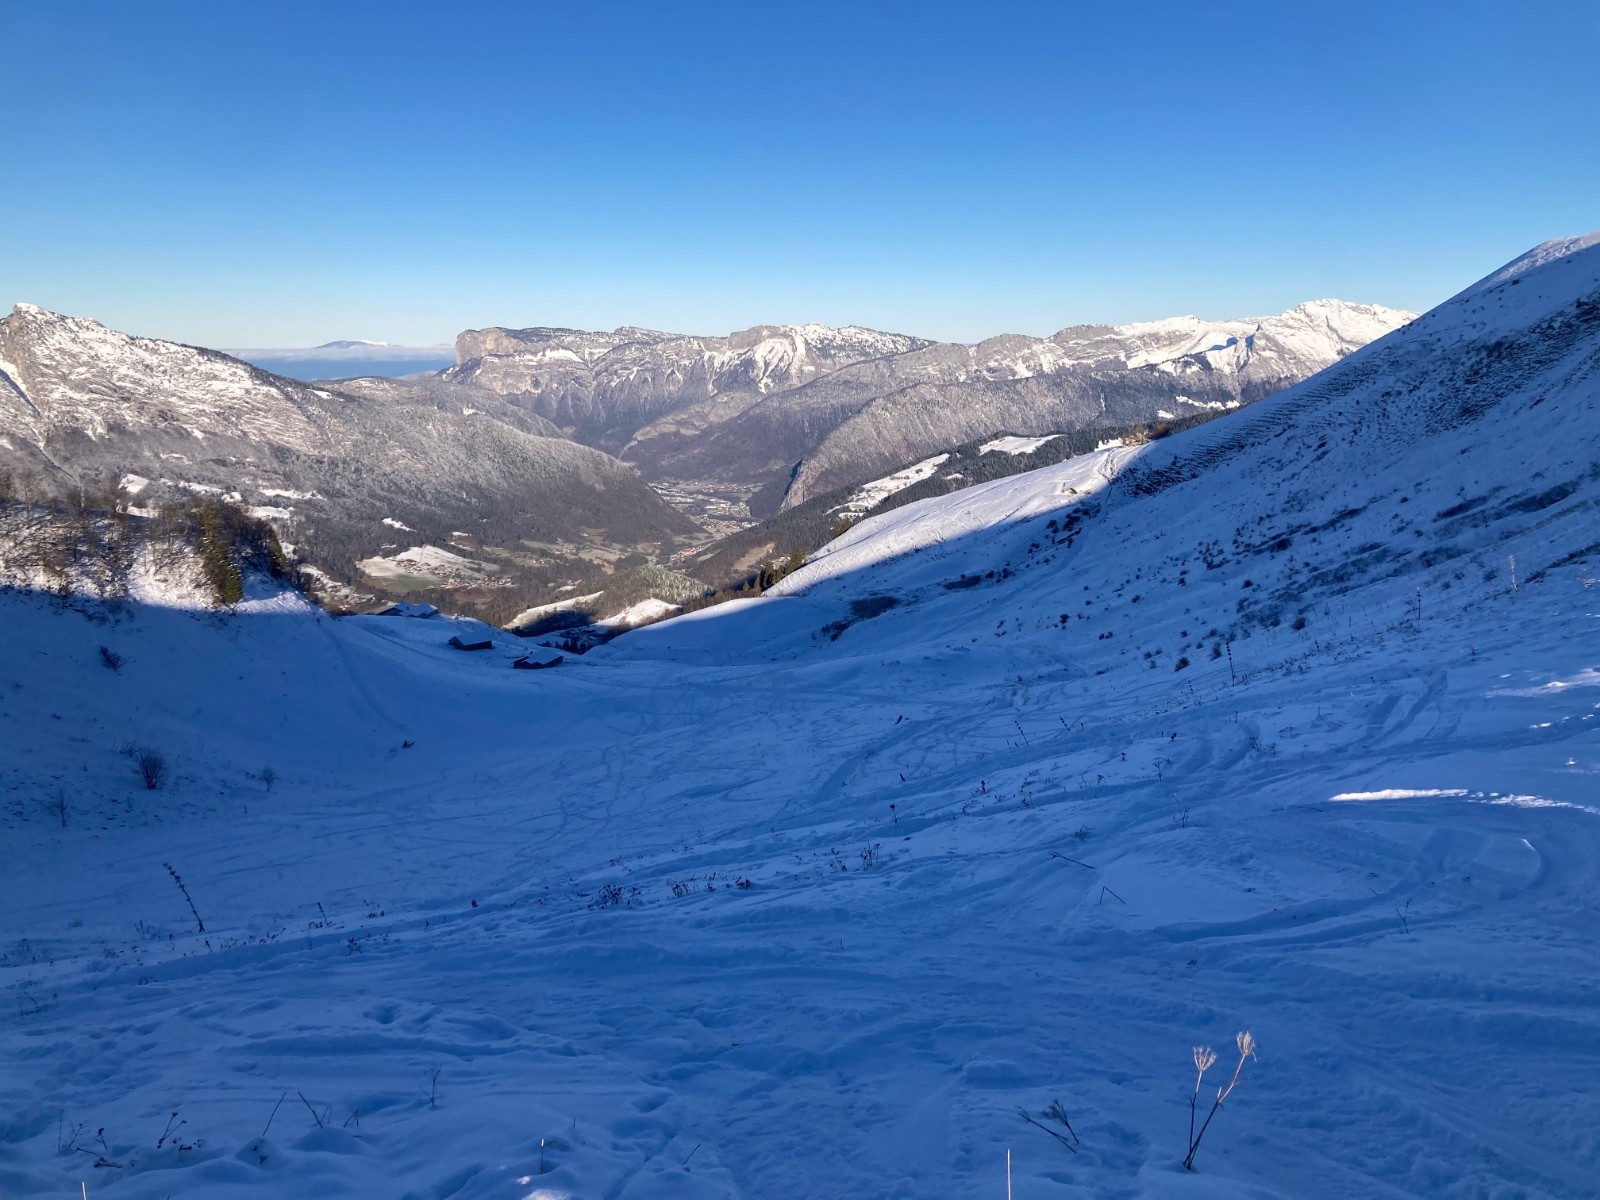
197,501,245,605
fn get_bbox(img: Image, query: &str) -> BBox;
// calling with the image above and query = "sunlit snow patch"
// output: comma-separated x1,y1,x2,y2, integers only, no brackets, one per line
979,434,1060,456
779,442,1132,595
508,591,605,628
1478,792,1600,817
1488,668,1600,696
598,597,681,628
1332,788,1470,801
835,453,951,514
358,544,495,586
1332,788,1599,817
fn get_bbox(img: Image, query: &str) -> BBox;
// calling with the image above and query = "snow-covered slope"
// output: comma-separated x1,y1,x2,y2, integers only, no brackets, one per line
0,237,1594,1200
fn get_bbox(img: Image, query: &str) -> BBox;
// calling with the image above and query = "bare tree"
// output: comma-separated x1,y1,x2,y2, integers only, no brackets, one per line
138,750,168,790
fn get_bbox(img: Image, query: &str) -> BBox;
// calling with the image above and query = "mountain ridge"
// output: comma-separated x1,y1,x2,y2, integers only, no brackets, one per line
0,304,696,608
448,299,1412,512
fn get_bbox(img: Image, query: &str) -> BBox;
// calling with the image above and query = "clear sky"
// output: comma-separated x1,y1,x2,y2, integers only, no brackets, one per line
3,0,1595,346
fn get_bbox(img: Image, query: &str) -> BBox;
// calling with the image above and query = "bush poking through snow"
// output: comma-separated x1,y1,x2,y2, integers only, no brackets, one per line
821,593,901,642
163,862,207,933
1184,1031,1257,1171
587,883,641,910
98,645,125,671
1018,1098,1081,1153
848,594,899,621
137,749,168,790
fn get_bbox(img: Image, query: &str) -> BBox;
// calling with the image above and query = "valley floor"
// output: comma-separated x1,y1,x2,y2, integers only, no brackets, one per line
1,561,1596,1199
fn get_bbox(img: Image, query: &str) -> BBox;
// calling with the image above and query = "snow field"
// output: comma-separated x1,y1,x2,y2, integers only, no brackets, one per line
3,562,1596,1199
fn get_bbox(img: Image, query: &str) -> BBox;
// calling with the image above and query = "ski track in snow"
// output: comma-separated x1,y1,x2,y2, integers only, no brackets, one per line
1,236,1598,1199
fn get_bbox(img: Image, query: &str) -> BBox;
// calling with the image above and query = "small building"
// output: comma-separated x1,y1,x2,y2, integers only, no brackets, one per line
513,654,564,670
375,602,439,618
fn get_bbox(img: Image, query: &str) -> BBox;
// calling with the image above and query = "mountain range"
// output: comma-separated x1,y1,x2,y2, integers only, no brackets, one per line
0,304,695,603
0,294,1410,615
448,299,1412,514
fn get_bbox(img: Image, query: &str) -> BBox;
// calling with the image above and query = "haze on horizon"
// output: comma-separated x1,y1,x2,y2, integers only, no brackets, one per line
2,0,1594,348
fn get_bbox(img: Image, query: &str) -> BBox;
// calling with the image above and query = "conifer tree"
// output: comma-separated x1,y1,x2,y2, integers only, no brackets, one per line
197,500,244,605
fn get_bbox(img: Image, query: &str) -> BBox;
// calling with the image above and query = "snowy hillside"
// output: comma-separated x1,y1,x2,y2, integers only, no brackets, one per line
1,236,1596,1200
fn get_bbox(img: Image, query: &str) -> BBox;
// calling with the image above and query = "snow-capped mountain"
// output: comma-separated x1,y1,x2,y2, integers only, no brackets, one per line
446,321,932,451
774,298,1413,508
0,235,1594,1200
448,301,1412,512
0,304,695,592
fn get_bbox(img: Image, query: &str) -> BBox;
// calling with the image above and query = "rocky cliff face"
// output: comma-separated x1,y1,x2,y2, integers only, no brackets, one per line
447,301,1413,511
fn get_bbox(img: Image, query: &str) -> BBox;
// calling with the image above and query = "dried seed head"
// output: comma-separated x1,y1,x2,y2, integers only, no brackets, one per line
1193,1046,1217,1073
1236,1031,1257,1059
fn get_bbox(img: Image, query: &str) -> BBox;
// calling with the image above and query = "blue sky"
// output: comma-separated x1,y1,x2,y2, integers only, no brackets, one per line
3,0,1595,346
